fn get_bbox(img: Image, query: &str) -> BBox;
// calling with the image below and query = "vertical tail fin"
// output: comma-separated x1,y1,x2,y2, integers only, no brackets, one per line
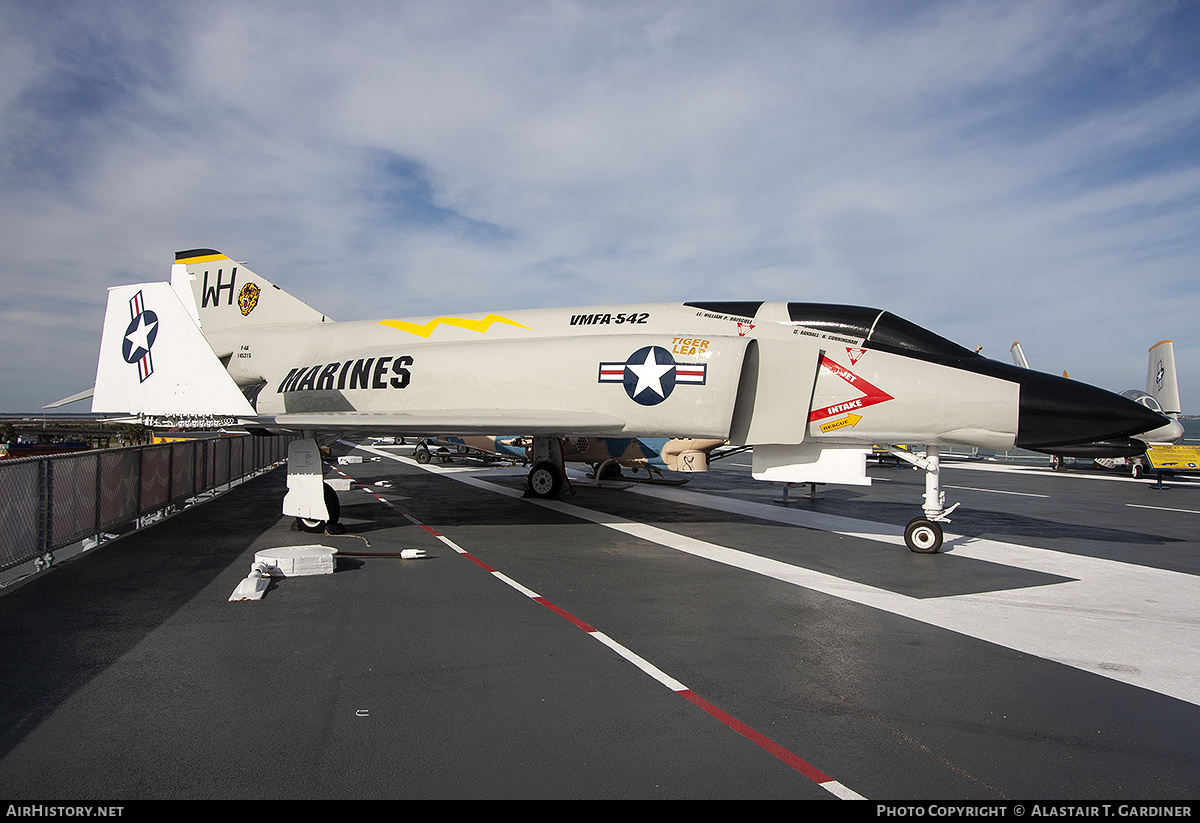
92,282,256,416
170,249,331,338
1146,340,1181,417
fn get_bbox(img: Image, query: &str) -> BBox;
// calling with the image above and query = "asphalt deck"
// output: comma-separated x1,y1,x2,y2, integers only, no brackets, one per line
1,442,1198,801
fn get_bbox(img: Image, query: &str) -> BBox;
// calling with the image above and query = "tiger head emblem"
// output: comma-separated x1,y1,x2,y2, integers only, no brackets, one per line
238,282,260,316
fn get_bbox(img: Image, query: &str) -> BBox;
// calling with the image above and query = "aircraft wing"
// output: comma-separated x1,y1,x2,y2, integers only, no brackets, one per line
250,410,627,436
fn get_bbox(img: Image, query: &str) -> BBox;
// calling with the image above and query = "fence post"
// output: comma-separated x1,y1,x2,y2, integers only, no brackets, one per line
39,457,51,557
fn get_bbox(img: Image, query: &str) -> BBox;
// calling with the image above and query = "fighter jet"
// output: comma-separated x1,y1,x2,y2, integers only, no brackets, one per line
90,249,1167,553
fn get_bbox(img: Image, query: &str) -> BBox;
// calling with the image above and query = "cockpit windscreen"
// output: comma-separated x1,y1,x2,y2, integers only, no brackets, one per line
787,303,979,361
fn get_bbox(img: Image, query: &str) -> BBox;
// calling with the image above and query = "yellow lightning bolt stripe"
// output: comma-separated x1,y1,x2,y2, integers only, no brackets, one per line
378,314,531,338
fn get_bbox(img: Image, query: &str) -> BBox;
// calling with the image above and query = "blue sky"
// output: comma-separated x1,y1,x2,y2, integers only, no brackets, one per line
1,0,1198,413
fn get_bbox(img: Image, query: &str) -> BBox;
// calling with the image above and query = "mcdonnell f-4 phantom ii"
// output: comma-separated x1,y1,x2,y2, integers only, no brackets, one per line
90,249,1168,553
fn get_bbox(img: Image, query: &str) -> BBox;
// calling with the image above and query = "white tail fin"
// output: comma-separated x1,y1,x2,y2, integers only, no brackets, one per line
92,282,256,416
170,249,331,339
1146,340,1181,417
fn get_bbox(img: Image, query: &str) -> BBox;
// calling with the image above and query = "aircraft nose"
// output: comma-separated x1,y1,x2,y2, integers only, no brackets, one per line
1013,369,1171,450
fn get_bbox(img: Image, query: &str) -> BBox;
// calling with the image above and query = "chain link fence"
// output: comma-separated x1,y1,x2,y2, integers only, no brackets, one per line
0,434,296,572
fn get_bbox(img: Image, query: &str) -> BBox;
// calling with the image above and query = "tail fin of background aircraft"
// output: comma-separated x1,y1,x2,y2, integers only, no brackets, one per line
92,282,256,417
1146,340,1181,417
170,249,331,338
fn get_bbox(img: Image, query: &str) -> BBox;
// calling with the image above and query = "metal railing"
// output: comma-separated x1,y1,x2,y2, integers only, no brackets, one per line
0,434,296,572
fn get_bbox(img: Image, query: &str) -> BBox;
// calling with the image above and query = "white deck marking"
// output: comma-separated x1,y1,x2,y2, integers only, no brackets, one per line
944,484,1047,498
355,443,1200,708
1127,503,1200,515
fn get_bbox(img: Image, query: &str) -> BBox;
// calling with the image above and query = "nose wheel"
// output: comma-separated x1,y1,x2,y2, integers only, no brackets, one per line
885,444,956,553
904,517,943,553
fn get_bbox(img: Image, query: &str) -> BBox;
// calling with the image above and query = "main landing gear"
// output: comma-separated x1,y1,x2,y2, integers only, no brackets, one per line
884,444,958,554
524,437,570,499
297,483,344,534
284,437,345,535
526,461,563,497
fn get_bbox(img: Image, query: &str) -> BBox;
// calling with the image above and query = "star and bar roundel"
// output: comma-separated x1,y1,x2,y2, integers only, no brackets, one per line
121,290,159,383
599,346,707,406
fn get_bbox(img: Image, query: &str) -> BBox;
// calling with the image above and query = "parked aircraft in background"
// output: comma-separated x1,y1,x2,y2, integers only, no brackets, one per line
1010,340,1184,474
89,250,1167,552
415,435,727,487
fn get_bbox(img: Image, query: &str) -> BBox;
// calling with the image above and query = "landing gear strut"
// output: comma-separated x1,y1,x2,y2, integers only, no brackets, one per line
885,444,958,553
284,436,345,534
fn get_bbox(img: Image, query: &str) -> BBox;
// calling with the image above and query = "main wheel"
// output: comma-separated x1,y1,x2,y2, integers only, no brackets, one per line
297,483,342,534
415,447,432,464
904,517,943,553
527,461,562,498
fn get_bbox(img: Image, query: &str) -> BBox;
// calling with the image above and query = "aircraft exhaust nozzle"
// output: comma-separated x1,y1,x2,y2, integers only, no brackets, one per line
1011,369,1170,451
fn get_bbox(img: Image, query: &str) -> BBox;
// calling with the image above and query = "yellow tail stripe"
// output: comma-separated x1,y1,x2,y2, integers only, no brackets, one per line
176,253,231,265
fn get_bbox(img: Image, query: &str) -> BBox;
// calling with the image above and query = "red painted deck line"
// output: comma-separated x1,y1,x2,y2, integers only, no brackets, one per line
336,460,864,799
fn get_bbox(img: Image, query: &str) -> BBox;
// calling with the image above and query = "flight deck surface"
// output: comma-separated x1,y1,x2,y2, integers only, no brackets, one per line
1,442,1198,801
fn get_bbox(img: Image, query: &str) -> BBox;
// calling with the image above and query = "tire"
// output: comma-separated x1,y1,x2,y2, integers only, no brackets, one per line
527,461,562,498
1131,462,1144,479
415,448,432,464
296,483,341,534
904,517,943,553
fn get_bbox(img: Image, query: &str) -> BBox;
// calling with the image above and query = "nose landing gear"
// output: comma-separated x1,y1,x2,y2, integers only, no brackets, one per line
885,444,958,553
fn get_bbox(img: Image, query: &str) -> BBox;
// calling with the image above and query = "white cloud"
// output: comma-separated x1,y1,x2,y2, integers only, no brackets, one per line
0,0,1197,413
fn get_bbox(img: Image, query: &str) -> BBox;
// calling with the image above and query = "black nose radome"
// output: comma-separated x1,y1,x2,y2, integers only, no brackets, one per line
1011,368,1169,451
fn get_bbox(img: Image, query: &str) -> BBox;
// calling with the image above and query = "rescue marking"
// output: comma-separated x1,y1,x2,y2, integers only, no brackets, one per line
819,413,862,433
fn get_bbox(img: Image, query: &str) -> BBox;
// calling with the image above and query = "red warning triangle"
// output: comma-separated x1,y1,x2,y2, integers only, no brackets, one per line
808,355,894,423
